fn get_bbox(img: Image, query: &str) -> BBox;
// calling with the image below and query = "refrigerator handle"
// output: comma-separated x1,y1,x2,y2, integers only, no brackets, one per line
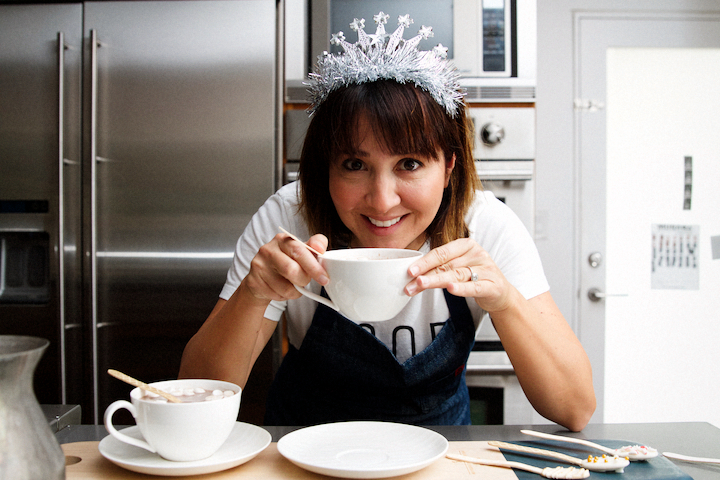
89,29,100,424
57,31,67,405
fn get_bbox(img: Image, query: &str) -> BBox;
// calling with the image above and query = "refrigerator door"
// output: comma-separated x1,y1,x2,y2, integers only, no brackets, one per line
0,4,83,406
83,1,276,423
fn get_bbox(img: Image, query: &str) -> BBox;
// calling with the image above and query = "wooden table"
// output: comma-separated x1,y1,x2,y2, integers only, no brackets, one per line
57,422,720,479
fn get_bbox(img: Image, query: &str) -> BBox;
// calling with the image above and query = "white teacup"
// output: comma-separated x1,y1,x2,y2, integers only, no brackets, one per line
104,379,241,462
295,248,423,323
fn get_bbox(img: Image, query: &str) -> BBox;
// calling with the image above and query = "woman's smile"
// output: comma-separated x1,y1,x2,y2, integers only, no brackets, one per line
367,216,403,228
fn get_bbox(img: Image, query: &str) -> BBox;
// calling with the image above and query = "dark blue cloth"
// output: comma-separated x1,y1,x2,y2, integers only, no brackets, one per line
264,289,476,426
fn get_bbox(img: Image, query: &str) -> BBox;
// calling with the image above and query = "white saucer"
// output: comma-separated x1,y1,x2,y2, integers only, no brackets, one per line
277,421,448,479
98,422,271,476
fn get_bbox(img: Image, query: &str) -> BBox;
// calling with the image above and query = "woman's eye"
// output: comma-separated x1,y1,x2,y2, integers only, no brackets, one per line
342,158,365,171
400,158,422,171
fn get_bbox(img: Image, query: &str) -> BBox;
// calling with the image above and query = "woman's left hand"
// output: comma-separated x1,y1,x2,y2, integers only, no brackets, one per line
404,238,515,314
407,237,597,431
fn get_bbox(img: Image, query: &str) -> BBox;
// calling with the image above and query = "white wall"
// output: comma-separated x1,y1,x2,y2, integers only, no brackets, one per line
536,1,720,425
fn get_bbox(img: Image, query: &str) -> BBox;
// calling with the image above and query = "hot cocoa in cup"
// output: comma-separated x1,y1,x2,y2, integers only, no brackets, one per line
104,379,241,462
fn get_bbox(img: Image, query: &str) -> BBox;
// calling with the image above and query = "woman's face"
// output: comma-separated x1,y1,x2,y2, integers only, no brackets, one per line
328,117,455,250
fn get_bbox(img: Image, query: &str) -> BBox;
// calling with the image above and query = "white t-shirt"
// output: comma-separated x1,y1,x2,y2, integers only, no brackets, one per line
221,182,549,364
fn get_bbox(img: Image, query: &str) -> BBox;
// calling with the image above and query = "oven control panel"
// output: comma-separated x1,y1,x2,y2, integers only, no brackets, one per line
469,107,535,160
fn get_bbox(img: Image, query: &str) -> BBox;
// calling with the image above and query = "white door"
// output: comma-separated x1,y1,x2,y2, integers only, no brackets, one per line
577,13,720,425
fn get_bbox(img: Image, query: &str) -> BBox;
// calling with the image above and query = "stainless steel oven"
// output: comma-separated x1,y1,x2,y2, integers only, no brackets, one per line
466,106,544,425
285,0,537,103
307,0,536,79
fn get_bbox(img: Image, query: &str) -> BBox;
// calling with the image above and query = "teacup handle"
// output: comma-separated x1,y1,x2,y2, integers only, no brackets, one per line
293,284,340,312
104,400,156,453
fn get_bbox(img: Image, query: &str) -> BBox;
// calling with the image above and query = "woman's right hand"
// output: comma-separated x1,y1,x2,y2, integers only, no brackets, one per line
242,232,330,304
179,232,329,387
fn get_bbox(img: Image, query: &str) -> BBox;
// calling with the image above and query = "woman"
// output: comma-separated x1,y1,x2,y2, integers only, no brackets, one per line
179,13,595,430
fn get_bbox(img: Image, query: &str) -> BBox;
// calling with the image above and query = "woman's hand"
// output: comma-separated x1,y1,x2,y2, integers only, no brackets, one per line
405,237,596,431
405,238,515,314
243,232,330,305
179,232,329,388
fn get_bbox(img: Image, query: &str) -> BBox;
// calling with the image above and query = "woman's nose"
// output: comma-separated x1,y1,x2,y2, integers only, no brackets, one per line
366,174,400,212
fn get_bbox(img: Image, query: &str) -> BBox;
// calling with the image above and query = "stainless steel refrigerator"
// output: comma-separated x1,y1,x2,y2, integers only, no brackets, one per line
0,1,278,424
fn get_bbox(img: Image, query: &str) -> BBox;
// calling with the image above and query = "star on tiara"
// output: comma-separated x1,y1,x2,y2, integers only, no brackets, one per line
306,12,465,117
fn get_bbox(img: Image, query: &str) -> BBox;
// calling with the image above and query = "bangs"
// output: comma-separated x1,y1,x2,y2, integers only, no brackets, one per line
326,81,447,160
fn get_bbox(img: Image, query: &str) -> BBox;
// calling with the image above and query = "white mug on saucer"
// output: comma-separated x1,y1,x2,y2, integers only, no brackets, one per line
104,379,241,462
294,248,423,323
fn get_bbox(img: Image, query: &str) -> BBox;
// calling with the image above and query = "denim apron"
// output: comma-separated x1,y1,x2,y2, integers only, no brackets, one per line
264,289,476,426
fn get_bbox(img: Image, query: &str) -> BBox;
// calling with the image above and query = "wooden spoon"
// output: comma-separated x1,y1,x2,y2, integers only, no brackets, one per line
279,226,323,256
447,453,590,479
107,369,181,403
521,429,658,461
489,441,629,473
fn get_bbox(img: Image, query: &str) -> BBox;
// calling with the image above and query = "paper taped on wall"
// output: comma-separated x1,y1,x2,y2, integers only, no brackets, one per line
651,224,699,290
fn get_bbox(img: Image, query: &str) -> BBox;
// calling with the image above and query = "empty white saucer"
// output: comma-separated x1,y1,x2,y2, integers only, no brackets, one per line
277,421,448,479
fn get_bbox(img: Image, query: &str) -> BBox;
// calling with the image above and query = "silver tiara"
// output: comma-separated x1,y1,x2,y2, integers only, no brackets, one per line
306,12,465,118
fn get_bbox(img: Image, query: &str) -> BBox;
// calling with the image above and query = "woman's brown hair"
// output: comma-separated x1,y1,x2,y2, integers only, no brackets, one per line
298,80,480,250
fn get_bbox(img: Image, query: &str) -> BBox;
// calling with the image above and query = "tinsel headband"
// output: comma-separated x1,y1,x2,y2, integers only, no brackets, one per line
306,12,465,118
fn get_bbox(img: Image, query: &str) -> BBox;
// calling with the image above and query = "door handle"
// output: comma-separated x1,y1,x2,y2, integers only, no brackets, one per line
57,31,67,404
587,288,628,302
89,28,100,424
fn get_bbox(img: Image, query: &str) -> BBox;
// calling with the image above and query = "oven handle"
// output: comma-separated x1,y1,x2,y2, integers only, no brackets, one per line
475,161,534,182
477,170,534,182
281,169,538,184
466,364,516,375
479,174,533,182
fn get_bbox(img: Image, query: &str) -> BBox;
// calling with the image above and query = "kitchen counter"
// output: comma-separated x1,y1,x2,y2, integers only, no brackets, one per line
58,422,720,479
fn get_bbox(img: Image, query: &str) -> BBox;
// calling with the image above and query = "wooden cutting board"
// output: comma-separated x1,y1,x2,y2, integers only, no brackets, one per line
62,440,519,479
